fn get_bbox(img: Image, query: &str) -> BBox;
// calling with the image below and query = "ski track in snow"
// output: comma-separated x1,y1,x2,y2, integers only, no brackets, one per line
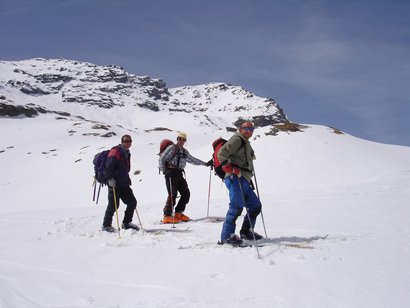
1,103,409,307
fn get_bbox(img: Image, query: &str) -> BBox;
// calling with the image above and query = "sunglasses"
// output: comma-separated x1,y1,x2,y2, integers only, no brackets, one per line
123,139,132,143
241,127,255,132
177,137,186,141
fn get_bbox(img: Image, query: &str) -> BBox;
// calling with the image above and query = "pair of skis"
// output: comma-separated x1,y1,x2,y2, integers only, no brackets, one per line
102,216,225,235
238,234,329,249
142,216,226,235
143,226,190,235
158,216,226,224
180,234,329,250
101,226,191,235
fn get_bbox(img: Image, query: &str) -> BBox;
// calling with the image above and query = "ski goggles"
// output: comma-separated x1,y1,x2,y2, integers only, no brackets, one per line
242,127,255,132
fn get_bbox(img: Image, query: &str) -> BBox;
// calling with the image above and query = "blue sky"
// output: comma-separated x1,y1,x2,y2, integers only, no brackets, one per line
1,0,409,146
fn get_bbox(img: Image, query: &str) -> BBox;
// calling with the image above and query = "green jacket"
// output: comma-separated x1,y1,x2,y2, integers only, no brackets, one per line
217,133,255,183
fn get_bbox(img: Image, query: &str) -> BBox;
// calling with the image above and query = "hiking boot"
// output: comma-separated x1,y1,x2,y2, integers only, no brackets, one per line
163,215,180,224
240,232,264,241
174,212,190,222
101,225,116,232
121,222,140,231
222,235,243,246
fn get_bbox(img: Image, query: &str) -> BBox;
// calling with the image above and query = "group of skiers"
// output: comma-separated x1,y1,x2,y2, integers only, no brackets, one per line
101,121,263,245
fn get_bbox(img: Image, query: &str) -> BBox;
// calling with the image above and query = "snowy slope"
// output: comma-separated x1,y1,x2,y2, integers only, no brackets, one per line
0,109,409,308
1,57,409,308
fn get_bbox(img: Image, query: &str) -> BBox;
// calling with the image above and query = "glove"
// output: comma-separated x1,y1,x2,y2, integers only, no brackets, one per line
108,178,116,187
233,167,241,178
205,159,214,167
222,163,241,178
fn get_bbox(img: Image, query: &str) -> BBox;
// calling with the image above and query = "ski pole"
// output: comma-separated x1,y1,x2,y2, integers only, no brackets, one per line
135,208,143,229
112,186,121,239
98,183,101,204
169,177,176,228
236,175,261,259
96,183,102,205
92,178,102,204
253,169,268,238
207,163,212,217
93,178,97,202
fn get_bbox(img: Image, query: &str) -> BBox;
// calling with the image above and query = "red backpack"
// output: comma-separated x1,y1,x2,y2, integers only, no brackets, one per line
212,138,227,179
159,139,174,156
158,139,179,171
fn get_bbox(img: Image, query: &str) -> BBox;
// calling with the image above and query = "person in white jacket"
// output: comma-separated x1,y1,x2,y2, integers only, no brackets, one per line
158,132,212,223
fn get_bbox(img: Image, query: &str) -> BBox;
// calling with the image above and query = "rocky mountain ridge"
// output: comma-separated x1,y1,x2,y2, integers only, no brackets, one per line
0,58,289,130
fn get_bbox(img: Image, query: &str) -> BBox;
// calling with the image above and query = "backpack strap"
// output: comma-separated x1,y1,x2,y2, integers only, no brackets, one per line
175,144,182,167
229,135,248,168
164,144,180,170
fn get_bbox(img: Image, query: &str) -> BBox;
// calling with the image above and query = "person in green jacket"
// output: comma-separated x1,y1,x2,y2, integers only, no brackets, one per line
218,121,262,245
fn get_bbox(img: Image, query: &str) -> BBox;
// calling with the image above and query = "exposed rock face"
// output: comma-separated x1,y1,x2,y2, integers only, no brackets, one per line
168,84,289,127
0,58,290,127
0,102,40,117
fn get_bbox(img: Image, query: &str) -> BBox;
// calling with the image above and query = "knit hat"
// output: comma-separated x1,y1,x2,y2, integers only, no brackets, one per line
177,132,187,140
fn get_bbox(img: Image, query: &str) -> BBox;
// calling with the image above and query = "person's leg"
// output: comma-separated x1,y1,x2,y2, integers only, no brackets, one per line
119,185,137,224
102,186,120,227
220,175,245,241
163,174,178,216
175,175,190,214
239,180,261,235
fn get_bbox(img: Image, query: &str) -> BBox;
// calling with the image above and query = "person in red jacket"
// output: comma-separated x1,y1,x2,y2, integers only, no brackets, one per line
101,135,139,232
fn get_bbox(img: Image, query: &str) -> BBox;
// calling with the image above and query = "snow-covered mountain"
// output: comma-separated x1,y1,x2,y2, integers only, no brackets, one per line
1,58,409,308
0,58,289,132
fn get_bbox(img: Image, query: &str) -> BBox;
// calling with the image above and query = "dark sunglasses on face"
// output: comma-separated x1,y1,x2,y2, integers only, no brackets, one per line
241,127,255,132
123,139,132,143
177,137,186,141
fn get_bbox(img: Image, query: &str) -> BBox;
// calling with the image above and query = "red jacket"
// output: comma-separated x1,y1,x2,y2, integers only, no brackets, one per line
103,145,131,186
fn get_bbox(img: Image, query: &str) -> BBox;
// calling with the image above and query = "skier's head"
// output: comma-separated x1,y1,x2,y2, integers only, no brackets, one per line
121,134,132,150
177,132,187,147
239,121,255,140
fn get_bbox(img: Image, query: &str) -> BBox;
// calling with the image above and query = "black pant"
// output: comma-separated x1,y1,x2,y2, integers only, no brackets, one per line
103,184,137,227
163,170,190,216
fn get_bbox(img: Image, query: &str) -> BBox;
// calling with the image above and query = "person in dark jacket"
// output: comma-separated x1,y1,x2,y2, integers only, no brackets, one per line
102,135,139,232
217,121,263,245
158,132,213,223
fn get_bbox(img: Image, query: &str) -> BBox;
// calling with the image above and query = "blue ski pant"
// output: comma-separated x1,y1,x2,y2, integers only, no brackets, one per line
221,175,262,241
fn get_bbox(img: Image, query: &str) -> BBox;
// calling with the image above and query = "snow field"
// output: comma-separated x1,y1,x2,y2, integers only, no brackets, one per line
0,114,409,307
